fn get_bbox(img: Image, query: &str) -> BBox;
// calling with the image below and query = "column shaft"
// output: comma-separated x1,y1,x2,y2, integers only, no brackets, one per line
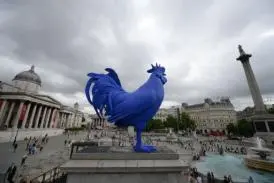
29,104,37,128
34,106,42,128
5,102,15,126
12,101,24,129
21,103,31,129
242,61,265,113
45,108,53,128
40,107,48,128
0,100,7,124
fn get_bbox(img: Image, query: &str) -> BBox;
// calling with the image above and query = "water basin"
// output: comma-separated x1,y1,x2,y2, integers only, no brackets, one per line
194,153,274,183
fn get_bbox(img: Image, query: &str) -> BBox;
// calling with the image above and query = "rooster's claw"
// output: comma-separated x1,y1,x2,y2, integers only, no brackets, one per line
134,145,157,153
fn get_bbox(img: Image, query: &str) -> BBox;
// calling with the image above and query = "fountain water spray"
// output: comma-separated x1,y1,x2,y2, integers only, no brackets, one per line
256,137,263,149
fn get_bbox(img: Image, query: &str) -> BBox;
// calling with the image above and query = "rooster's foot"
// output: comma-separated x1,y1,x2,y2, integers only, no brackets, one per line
134,145,157,153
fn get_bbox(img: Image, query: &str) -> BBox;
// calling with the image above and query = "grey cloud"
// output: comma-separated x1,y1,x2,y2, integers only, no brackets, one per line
0,0,274,110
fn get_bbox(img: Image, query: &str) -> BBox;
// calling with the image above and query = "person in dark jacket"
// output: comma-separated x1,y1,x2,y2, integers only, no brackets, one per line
6,163,17,183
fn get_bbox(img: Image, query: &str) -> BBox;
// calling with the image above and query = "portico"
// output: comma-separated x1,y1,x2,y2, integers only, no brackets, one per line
0,65,84,135
0,92,60,130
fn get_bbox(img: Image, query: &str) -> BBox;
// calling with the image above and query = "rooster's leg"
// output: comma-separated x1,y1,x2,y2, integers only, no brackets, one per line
134,129,157,153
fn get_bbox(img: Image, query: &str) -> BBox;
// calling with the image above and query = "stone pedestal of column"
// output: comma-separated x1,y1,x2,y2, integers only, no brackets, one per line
61,146,188,183
251,114,274,146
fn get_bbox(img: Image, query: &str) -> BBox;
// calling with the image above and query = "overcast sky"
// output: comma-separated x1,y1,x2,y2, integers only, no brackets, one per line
1,0,274,113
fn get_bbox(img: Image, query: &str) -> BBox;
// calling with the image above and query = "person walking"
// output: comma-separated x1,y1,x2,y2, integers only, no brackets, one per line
20,154,28,166
13,143,18,153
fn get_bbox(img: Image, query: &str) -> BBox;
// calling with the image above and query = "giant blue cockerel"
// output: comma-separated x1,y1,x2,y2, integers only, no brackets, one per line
85,63,167,152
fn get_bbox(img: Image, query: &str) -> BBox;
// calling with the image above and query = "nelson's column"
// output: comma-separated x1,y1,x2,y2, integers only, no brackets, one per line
237,45,274,144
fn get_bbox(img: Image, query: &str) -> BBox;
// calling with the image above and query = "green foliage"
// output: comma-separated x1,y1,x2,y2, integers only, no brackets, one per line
146,119,165,131
164,115,178,130
237,119,254,137
268,107,274,114
226,123,238,135
226,119,254,137
179,112,196,131
147,112,196,132
65,127,85,132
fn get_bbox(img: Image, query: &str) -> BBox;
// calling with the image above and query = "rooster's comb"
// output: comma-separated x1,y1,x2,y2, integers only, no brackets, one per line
147,63,165,73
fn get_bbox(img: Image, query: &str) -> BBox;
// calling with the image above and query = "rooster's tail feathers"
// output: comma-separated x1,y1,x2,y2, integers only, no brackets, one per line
85,70,124,119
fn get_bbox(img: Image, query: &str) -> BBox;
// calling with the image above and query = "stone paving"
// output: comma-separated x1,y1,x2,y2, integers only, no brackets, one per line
0,131,87,181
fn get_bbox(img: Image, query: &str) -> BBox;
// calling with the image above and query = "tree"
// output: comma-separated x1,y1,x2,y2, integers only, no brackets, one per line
146,119,165,131
268,107,274,114
226,123,237,135
237,119,254,137
164,115,178,131
179,112,196,131
226,120,255,137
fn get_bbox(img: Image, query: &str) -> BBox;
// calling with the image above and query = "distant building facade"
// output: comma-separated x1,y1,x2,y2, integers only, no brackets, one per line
154,108,169,122
236,107,254,121
181,97,237,133
154,106,181,122
0,65,83,130
236,104,274,121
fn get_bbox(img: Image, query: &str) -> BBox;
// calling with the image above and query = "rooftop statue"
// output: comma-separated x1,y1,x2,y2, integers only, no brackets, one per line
85,64,167,152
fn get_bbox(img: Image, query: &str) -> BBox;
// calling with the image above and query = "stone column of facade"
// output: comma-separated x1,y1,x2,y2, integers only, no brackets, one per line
45,108,53,128
60,113,64,128
265,121,270,132
34,105,43,128
64,114,67,128
29,104,37,128
5,102,15,126
0,100,7,124
237,45,266,114
12,101,24,129
40,107,48,128
21,102,32,129
53,110,59,128
68,114,71,128
49,109,56,128
64,114,68,128
59,113,63,128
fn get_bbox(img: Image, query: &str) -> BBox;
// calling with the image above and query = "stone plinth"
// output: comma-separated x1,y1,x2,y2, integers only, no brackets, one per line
61,146,188,183
250,114,274,145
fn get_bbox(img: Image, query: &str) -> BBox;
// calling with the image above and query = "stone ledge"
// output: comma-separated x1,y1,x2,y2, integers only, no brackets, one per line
71,146,179,160
71,152,179,160
61,159,188,173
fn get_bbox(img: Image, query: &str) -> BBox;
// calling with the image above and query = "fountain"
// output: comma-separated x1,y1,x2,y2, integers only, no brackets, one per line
193,137,274,182
244,137,274,172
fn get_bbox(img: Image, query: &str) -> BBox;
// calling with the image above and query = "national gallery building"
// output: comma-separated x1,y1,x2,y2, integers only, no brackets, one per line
0,65,83,131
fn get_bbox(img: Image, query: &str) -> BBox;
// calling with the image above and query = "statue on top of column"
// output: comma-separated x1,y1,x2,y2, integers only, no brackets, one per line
238,45,245,56
237,45,252,62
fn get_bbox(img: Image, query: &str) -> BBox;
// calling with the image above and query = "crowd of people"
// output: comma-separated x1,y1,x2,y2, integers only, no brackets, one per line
4,134,50,183
200,139,247,155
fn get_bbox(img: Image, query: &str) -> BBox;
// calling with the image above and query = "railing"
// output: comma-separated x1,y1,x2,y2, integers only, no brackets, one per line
30,166,67,183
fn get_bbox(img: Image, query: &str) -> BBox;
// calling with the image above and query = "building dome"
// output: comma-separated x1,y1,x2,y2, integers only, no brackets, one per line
13,65,41,86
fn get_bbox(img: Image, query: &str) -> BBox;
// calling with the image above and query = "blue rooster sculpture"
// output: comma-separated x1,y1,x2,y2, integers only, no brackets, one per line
85,63,167,152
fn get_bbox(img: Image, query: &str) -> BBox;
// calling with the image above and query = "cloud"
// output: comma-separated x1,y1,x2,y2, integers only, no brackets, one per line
1,0,274,112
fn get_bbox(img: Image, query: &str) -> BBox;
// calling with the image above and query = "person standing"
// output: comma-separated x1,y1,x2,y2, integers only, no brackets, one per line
248,176,254,183
6,163,17,183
